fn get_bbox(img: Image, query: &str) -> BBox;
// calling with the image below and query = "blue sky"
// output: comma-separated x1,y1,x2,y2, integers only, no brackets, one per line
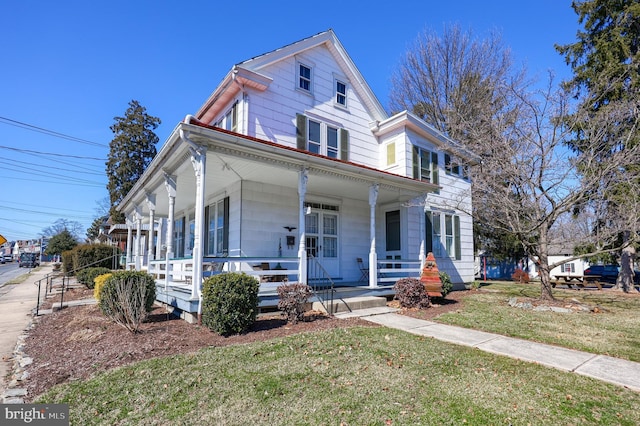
0,0,578,241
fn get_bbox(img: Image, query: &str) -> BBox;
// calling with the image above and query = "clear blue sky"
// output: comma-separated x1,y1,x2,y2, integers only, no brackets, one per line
0,0,578,242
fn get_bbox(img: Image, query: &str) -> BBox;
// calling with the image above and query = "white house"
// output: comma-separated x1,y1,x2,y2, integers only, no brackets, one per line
117,30,478,318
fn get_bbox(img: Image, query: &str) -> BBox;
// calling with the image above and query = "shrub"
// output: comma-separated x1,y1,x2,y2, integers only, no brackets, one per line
438,271,453,298
201,272,259,336
277,283,312,323
77,267,112,289
93,273,112,301
61,250,74,275
72,244,119,272
512,268,530,283
98,271,156,332
394,278,430,309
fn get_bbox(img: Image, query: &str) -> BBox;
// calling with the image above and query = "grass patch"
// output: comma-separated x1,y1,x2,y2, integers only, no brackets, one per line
37,327,640,425
437,282,640,362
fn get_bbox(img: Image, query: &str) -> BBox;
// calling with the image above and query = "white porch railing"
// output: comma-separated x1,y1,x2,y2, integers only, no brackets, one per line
147,257,300,289
377,259,422,284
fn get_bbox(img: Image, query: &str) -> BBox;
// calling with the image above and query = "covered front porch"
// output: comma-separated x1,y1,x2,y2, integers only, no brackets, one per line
117,118,436,320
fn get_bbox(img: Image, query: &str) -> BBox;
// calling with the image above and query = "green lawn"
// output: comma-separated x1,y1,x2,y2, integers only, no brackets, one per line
437,282,640,362
36,283,640,425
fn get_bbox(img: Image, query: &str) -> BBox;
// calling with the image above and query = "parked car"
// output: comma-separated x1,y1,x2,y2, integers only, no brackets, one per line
583,264,640,284
3,255,12,262
18,253,39,268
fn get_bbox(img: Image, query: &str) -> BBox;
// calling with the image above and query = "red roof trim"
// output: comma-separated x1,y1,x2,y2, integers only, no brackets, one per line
183,117,433,188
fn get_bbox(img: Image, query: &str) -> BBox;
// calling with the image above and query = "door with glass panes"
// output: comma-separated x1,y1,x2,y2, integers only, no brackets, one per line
305,205,339,277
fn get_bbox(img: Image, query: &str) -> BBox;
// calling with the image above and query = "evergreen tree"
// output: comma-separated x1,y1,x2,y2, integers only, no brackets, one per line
45,229,78,256
106,100,160,223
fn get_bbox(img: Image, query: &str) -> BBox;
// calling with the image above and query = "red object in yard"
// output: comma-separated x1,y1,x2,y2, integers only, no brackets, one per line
420,252,443,297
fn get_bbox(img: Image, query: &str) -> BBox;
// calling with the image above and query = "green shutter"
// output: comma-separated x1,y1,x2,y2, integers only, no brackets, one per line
204,205,210,255
431,152,439,186
454,215,461,260
222,197,229,255
340,128,349,161
412,146,419,179
425,211,433,253
296,114,307,150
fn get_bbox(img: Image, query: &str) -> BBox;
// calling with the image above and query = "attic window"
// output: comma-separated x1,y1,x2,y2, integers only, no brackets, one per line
335,80,347,106
298,63,312,92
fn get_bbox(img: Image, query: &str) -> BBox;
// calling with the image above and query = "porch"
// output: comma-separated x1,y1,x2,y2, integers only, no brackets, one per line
147,256,422,322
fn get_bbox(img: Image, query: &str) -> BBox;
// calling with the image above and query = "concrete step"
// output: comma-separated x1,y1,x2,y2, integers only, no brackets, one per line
313,295,388,314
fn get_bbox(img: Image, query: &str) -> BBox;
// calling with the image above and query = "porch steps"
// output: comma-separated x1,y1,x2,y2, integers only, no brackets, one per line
313,295,388,315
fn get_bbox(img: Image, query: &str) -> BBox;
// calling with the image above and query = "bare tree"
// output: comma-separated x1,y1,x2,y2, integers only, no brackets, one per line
41,218,84,241
472,77,640,299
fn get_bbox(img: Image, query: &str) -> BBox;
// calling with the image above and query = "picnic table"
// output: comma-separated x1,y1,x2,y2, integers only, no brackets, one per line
551,274,603,290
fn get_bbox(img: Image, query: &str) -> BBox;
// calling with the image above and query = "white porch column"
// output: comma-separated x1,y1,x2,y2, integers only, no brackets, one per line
297,168,308,284
146,194,156,266
134,207,142,271
419,204,426,268
368,184,379,288
164,174,177,290
188,144,207,300
126,217,133,267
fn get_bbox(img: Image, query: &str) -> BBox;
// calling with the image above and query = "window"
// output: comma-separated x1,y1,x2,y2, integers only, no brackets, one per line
335,80,347,106
205,197,229,256
561,263,576,273
173,217,185,258
445,153,462,176
412,146,439,185
213,102,238,132
296,114,349,160
298,63,312,92
425,211,461,260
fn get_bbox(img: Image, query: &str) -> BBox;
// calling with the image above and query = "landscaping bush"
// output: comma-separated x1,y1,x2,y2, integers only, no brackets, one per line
394,277,430,309
72,244,119,272
512,268,530,283
93,273,112,301
201,272,259,336
76,267,112,289
98,271,156,332
277,283,312,324
61,250,74,275
438,271,453,298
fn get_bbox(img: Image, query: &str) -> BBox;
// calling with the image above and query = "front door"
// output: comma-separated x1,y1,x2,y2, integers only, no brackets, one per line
305,209,339,277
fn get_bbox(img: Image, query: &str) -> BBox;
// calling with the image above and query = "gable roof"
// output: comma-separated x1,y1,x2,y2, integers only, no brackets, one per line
196,29,388,124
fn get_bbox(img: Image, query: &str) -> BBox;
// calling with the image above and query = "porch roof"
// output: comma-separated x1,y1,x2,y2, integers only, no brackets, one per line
118,118,438,221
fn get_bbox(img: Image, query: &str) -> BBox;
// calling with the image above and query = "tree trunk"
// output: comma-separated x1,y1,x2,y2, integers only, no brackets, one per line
538,264,555,300
613,238,636,293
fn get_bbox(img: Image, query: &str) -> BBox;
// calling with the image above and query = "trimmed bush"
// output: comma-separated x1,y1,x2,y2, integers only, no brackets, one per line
61,250,74,275
201,272,259,336
512,268,530,283
77,267,112,289
93,273,112,301
277,283,312,324
438,271,453,298
394,277,430,309
72,244,119,272
98,271,156,332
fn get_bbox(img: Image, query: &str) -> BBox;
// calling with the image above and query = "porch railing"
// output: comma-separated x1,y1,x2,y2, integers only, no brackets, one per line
377,259,422,285
307,256,335,314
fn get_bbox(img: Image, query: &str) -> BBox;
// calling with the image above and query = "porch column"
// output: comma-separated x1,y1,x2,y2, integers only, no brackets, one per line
188,145,207,300
297,168,308,284
126,216,133,268
134,207,142,271
419,204,426,268
164,174,177,290
368,184,379,288
146,194,156,266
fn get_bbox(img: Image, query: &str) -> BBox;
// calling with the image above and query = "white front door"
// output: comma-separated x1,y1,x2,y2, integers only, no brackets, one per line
305,209,339,277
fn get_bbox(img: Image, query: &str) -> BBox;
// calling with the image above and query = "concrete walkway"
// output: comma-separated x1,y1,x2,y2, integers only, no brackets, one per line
336,307,640,392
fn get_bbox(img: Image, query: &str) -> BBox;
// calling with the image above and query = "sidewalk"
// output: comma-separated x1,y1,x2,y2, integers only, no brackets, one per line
336,307,640,392
0,267,50,398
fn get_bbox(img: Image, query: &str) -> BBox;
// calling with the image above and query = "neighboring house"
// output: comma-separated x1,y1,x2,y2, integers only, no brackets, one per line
117,30,478,318
527,244,589,280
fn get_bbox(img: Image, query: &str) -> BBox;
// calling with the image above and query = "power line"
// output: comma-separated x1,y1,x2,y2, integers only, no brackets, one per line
0,116,109,148
0,145,105,161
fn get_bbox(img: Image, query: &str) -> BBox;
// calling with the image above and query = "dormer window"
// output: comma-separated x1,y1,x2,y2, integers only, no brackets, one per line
298,63,312,92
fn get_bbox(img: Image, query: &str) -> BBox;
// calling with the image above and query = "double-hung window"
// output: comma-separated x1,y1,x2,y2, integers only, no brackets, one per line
298,63,312,92
412,146,439,185
426,211,461,260
296,114,349,160
205,197,229,256
213,102,238,132
335,79,347,107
